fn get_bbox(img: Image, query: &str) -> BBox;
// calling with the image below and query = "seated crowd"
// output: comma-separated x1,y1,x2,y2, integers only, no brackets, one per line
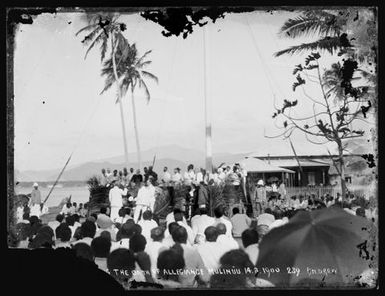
12,203,288,289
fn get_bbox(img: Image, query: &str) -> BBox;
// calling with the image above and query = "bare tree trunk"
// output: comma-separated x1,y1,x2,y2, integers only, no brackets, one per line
338,143,347,203
131,88,142,170
111,37,129,169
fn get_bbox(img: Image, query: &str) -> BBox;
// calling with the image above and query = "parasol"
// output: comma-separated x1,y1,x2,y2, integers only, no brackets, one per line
255,207,375,287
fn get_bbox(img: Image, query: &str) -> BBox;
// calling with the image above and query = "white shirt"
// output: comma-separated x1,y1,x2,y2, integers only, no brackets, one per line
179,243,210,286
165,212,187,226
196,172,203,183
191,214,215,237
184,171,196,185
171,172,183,183
71,237,93,246
244,243,259,265
145,241,168,277
231,213,251,237
218,172,226,181
216,234,239,254
177,221,195,245
162,235,175,249
48,221,61,238
197,241,222,271
138,219,158,242
109,186,128,207
110,238,130,252
190,214,201,228
161,171,171,184
213,217,233,237
135,185,156,211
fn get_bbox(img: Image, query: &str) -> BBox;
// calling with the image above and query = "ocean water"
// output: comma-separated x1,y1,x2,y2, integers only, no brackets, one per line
15,186,91,208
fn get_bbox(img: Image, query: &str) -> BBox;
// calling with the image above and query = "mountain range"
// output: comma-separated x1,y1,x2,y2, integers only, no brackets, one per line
14,145,248,182
14,138,374,182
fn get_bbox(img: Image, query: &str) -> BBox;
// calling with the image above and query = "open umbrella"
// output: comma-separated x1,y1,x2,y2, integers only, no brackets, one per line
255,207,375,287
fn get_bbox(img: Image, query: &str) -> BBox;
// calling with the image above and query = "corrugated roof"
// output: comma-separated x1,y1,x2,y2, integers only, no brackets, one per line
240,158,295,173
265,159,330,168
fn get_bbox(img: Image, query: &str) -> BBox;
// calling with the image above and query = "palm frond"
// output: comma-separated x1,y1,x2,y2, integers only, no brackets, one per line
75,24,98,36
279,10,342,39
141,70,159,84
136,50,152,66
84,31,106,59
81,27,102,45
120,81,131,99
100,75,115,94
274,36,341,57
100,36,109,62
136,60,152,68
138,78,151,103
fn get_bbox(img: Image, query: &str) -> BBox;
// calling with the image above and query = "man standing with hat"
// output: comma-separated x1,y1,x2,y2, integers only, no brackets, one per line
30,183,42,217
109,180,128,222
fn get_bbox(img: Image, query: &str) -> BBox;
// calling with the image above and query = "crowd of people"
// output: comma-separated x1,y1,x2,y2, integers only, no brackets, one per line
12,181,377,289
12,162,377,289
12,201,278,288
98,163,247,189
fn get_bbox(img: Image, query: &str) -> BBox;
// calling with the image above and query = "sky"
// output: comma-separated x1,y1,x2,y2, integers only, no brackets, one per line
13,9,376,171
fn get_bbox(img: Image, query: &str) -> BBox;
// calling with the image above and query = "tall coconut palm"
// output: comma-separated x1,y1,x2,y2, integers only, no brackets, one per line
274,10,349,57
76,13,131,169
100,42,158,170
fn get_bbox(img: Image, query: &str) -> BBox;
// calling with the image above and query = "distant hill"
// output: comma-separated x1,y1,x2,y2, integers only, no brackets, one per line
15,145,248,182
16,139,373,182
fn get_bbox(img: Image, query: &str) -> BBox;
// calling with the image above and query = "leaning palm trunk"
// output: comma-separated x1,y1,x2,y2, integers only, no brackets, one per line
131,88,142,170
111,37,130,169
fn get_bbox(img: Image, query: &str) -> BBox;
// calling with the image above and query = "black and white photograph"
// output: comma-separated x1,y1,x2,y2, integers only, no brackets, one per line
7,5,379,291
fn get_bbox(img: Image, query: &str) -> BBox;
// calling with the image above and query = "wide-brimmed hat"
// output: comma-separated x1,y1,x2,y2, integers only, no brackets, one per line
257,180,264,186
33,182,39,187
96,215,113,229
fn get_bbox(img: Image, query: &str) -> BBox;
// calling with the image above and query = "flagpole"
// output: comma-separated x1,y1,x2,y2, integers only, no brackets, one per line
203,23,213,174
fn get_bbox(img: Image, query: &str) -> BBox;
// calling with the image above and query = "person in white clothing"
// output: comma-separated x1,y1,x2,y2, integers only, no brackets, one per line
171,167,183,185
213,206,233,237
217,168,226,183
161,166,172,185
196,226,222,272
109,181,128,222
144,226,168,279
137,210,158,243
230,207,251,237
191,207,215,238
162,222,180,248
241,228,260,265
183,164,196,186
171,226,210,287
174,212,195,245
215,223,239,254
190,208,201,229
133,177,156,223
165,208,188,226
196,168,204,184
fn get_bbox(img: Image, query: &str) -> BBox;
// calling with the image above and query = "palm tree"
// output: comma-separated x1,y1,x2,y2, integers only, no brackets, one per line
274,10,349,57
100,42,158,170
76,13,131,169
